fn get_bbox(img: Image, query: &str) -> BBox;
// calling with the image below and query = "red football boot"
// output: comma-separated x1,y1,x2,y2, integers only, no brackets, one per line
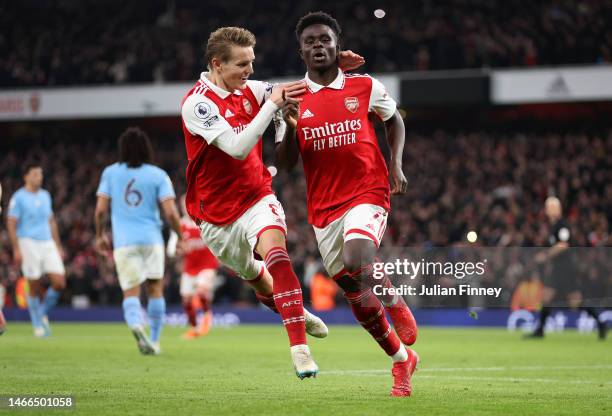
386,297,418,345
390,348,419,397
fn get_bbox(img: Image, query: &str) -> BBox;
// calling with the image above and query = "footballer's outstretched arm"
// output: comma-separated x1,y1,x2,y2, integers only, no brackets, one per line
275,99,301,171
182,81,305,160
384,110,408,195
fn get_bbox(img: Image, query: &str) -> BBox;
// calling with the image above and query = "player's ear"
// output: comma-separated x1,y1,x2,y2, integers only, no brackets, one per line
210,57,221,72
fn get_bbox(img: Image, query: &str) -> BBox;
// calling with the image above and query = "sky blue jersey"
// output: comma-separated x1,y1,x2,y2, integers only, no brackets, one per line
7,187,53,241
96,163,176,248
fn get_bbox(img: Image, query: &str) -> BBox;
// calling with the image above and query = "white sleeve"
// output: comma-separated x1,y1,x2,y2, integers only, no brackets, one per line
368,77,397,121
247,80,286,143
246,80,273,105
182,94,280,160
182,94,232,144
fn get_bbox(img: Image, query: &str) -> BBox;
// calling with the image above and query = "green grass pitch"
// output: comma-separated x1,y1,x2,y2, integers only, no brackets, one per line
0,323,610,415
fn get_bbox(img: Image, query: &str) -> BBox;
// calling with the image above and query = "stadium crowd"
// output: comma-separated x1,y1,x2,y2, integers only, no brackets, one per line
1,127,610,308
1,0,612,87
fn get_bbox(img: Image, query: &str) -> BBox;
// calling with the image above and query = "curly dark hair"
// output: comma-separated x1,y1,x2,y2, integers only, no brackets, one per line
118,127,154,168
295,11,341,42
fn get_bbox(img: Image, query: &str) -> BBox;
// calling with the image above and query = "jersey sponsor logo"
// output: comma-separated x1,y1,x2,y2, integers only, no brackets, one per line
194,102,212,119
301,119,362,140
243,98,252,115
225,108,235,118
202,115,219,128
344,97,359,113
301,109,314,119
232,123,248,134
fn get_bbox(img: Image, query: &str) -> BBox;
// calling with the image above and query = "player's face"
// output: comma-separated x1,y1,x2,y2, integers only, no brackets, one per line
299,24,339,71
24,167,43,189
217,46,255,91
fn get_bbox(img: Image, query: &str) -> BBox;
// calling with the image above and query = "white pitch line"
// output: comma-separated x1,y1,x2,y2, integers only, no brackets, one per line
322,371,612,385
323,364,612,376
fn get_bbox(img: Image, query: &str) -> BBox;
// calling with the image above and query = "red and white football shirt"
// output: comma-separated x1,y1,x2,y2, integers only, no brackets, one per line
180,217,219,275
283,70,397,228
181,73,280,225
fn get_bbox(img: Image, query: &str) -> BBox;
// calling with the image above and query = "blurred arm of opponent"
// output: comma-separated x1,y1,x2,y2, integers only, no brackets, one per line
94,196,111,255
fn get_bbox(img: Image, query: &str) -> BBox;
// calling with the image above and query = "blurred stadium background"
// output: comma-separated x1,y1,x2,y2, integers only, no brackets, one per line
1,0,611,338
1,1,611,414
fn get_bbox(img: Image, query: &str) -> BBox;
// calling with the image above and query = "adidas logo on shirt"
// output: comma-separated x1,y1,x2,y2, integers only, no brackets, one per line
301,109,314,119
225,109,235,118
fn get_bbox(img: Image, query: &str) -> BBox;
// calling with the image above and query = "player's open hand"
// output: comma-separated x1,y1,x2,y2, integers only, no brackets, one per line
390,163,408,195
283,99,300,129
271,80,306,107
339,50,365,71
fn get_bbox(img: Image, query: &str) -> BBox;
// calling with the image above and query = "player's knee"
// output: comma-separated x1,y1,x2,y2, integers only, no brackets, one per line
343,240,376,275
335,275,362,293
52,280,66,291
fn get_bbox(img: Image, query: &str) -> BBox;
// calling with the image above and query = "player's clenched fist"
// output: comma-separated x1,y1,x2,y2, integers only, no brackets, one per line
270,80,306,107
282,99,300,129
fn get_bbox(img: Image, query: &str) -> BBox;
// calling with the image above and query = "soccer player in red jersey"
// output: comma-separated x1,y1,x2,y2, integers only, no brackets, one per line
181,27,352,378
276,12,419,396
168,195,220,339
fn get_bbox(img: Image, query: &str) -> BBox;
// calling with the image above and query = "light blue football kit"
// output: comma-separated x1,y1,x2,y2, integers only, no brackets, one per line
97,162,176,348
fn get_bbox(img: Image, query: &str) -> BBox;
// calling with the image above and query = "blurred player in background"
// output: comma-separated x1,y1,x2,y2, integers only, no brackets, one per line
527,196,607,339
7,164,66,337
181,26,344,379
0,182,6,335
167,194,219,340
276,12,419,396
95,127,182,355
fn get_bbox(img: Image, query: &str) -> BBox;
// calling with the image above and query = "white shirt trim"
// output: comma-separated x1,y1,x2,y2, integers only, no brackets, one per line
199,72,244,99
305,69,345,93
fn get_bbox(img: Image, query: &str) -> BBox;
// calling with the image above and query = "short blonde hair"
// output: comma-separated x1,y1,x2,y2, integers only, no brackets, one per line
205,27,256,69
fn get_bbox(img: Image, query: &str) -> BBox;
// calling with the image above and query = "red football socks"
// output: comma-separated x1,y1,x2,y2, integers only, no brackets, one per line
184,300,197,327
345,288,401,356
265,247,307,346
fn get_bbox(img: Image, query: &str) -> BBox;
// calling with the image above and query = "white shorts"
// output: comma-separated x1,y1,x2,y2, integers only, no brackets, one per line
313,204,388,279
198,194,287,280
180,269,217,297
113,244,165,291
18,238,65,279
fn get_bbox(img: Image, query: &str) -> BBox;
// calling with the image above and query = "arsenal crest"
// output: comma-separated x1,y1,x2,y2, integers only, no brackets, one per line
243,98,252,115
344,97,359,113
